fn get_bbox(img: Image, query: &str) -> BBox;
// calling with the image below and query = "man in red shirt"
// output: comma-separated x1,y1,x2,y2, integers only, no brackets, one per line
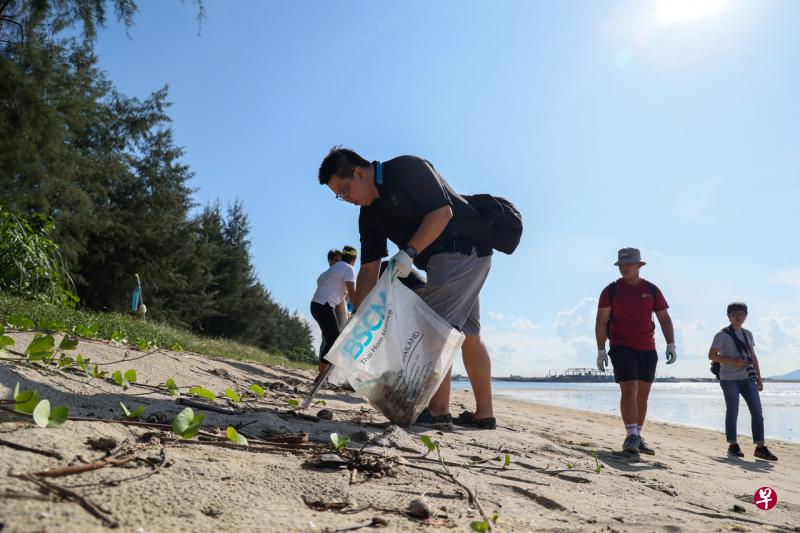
595,248,676,455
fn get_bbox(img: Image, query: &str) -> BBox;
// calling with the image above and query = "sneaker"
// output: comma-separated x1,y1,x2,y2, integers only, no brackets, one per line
727,443,744,458
623,434,642,454
453,410,497,430
638,438,655,456
415,408,453,428
754,446,778,461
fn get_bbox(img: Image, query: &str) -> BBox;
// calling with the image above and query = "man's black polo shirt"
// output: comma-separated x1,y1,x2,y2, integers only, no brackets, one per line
358,155,491,271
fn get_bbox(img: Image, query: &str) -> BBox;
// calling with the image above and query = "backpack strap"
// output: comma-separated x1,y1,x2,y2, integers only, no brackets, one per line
723,326,751,358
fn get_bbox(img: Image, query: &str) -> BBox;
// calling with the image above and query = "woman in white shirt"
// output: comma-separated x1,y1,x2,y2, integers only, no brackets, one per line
310,246,357,377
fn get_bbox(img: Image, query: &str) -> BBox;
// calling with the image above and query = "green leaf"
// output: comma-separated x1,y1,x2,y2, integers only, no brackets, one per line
33,400,50,428
112,370,130,390
226,426,249,446
470,520,489,532
38,319,66,332
75,323,99,338
0,325,3,334
491,512,499,523
92,365,106,379
420,435,438,453
110,330,126,345
76,354,92,378
26,335,55,360
566,462,574,469
313,399,326,407
504,453,511,468
48,405,69,428
172,407,205,439
0,335,15,348
124,369,137,383
13,383,40,413
165,378,179,397
58,336,79,351
189,387,216,401
7,314,34,330
57,356,74,369
119,402,144,419
287,399,299,407
248,383,265,397
168,342,182,351
224,388,240,403
330,432,349,450
136,338,148,350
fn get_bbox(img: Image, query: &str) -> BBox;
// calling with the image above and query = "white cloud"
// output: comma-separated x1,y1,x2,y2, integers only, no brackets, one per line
511,318,539,331
487,311,505,322
555,297,598,340
772,268,800,290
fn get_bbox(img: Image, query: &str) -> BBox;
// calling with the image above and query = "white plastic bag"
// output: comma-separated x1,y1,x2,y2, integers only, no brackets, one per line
324,264,464,425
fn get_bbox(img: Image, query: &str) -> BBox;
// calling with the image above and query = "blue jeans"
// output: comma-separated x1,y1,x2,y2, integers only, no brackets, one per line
719,379,764,445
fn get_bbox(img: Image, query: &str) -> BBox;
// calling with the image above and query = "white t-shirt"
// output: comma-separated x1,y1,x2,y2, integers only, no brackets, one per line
312,261,355,307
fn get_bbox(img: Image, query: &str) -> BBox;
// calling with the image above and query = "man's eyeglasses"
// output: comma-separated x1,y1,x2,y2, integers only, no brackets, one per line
335,172,354,201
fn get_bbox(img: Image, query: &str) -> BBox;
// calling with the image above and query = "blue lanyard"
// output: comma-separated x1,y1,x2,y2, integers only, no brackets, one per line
376,161,383,185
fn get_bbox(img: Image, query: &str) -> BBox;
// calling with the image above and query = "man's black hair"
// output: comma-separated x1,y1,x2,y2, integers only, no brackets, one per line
327,249,342,262
318,146,371,185
341,245,357,265
727,302,748,315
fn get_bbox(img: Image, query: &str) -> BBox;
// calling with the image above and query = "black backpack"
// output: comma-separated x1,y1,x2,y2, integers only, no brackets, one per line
605,280,658,337
458,194,523,255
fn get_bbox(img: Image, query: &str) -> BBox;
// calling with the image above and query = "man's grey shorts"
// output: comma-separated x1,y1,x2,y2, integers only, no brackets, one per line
421,248,491,337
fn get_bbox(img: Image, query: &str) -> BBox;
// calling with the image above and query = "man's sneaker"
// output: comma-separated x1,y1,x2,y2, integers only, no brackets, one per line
453,410,497,430
414,408,453,429
727,443,745,457
638,438,655,455
622,435,641,454
754,446,778,461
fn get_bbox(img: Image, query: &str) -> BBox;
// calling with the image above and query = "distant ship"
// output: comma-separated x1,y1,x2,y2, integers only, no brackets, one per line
454,368,678,383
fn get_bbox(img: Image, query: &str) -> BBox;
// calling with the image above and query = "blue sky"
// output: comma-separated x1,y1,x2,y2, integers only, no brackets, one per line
95,1,800,377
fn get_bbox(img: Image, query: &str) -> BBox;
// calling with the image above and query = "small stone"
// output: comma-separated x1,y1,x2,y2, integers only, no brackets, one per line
371,516,388,527
407,497,434,519
317,409,333,420
86,437,117,450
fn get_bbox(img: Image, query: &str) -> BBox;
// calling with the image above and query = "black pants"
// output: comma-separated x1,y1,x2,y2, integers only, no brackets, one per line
310,301,340,361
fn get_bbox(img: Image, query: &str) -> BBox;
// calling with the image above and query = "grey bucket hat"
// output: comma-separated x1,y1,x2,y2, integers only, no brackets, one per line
614,247,646,266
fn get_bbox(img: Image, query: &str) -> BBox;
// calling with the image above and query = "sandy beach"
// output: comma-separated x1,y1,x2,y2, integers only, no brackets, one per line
1,332,798,532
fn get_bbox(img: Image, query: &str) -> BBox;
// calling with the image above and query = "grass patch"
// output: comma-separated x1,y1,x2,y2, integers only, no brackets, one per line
0,294,313,370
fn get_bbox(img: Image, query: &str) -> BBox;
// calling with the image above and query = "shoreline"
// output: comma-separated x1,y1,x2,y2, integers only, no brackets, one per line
2,334,799,531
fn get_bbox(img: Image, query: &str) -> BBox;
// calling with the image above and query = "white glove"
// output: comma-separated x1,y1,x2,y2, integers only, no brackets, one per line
597,349,609,372
666,343,677,364
390,250,413,278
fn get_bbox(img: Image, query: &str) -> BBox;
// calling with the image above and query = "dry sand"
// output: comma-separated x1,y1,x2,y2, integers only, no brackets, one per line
1,331,798,532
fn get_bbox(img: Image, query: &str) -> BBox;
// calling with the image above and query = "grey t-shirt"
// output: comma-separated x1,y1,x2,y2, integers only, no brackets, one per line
711,328,754,381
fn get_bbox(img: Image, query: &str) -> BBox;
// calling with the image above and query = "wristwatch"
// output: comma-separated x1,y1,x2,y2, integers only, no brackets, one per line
403,245,418,259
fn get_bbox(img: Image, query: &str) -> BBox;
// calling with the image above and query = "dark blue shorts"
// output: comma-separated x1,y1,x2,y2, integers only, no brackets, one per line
609,346,658,383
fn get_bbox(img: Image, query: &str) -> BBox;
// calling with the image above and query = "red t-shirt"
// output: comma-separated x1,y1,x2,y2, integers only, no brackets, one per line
598,278,668,351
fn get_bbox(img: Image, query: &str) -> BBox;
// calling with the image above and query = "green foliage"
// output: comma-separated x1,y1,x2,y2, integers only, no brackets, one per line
224,388,240,403
189,387,216,401
172,407,204,440
286,399,299,408
226,426,248,446
313,399,326,407
592,450,604,474
504,453,511,468
0,208,77,306
32,400,69,428
0,294,313,369
248,383,265,397
470,520,489,532
0,335,15,349
111,369,137,390
420,435,438,453
165,378,180,397
13,383,40,413
57,356,74,369
330,433,349,450
58,336,79,350
119,402,145,419
26,334,54,361
111,331,127,345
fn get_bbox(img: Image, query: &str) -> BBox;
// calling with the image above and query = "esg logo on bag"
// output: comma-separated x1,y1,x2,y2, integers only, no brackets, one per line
342,291,387,361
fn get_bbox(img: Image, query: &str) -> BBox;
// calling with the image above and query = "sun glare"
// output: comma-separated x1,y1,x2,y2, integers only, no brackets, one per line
652,0,732,26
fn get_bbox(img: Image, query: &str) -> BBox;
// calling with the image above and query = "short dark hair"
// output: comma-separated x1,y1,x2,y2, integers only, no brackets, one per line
727,302,748,315
341,245,357,265
318,146,371,185
327,249,342,262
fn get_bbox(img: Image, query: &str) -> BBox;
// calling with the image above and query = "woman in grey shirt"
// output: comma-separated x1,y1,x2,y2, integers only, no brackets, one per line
708,302,777,461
